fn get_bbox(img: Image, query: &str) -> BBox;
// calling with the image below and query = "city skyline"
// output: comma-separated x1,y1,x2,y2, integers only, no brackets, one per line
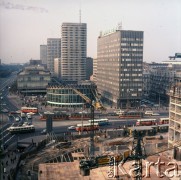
0,0,181,63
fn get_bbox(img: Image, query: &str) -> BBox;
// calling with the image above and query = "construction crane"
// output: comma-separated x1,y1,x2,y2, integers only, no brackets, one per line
72,88,106,111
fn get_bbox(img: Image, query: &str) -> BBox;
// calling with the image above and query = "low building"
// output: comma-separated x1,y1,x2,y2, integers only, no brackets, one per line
46,81,96,107
17,65,51,95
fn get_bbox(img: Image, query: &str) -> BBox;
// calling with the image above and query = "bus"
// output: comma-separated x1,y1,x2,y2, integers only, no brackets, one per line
136,119,157,126
88,118,109,126
76,123,99,132
8,125,35,134
159,117,169,125
39,112,69,121
21,107,38,113
69,112,91,120
119,111,143,119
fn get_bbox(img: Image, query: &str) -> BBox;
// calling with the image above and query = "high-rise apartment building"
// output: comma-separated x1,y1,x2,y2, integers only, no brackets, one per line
40,45,47,65
47,38,61,73
97,30,143,108
61,23,87,82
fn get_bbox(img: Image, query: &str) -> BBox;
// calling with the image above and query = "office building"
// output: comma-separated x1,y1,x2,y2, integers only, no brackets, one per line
97,30,143,108
61,23,87,82
40,45,47,65
47,38,61,73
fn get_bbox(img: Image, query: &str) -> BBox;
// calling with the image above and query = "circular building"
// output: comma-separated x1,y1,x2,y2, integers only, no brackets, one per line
46,82,97,108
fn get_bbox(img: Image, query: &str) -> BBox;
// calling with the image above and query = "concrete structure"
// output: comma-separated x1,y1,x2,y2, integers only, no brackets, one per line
40,45,47,66
97,30,143,108
17,65,51,95
61,23,87,82
54,58,61,78
168,83,181,161
47,38,61,73
86,57,93,80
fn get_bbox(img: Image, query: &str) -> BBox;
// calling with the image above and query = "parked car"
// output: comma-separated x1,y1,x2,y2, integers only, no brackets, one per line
41,129,47,134
15,117,20,122
67,126,76,130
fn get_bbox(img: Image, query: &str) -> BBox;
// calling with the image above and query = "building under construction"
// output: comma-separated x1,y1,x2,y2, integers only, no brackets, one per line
168,83,181,160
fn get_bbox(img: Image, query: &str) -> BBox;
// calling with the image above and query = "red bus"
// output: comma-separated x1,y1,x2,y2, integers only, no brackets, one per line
76,123,99,132
136,119,157,126
119,111,143,119
21,107,38,113
159,118,169,125
39,112,69,121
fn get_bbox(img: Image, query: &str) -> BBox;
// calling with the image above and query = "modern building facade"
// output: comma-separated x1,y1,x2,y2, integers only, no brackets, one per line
46,81,96,107
47,38,61,73
97,30,143,108
61,23,87,82
17,65,51,95
168,83,181,160
40,45,47,65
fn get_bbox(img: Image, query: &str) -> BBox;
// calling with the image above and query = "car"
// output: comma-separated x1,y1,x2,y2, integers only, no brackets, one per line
1,109,9,113
41,129,47,134
15,117,20,122
152,113,160,116
68,126,76,130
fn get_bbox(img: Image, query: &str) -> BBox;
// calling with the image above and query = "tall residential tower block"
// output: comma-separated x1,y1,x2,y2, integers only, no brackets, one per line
61,23,87,82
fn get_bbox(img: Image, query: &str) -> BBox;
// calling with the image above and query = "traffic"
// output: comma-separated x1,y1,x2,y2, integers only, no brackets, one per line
0,74,170,151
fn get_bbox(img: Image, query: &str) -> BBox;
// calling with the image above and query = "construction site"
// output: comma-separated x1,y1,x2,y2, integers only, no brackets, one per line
14,122,181,180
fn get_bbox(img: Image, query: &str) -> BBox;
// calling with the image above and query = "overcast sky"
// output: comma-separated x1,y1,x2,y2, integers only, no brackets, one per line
0,0,181,64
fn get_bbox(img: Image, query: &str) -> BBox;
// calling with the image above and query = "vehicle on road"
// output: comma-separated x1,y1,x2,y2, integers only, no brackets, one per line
88,118,109,126
27,113,32,119
7,125,35,134
21,107,38,113
159,117,169,124
119,111,143,119
76,123,99,132
145,111,154,116
152,113,160,116
136,118,157,126
1,109,9,113
41,129,47,134
21,112,26,118
15,117,20,122
67,126,76,130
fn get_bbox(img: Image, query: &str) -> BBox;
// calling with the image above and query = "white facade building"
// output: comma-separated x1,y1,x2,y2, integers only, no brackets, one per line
61,23,87,82
47,38,61,73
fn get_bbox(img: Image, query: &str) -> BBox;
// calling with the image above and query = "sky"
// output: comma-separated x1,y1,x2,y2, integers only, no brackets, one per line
0,0,181,64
